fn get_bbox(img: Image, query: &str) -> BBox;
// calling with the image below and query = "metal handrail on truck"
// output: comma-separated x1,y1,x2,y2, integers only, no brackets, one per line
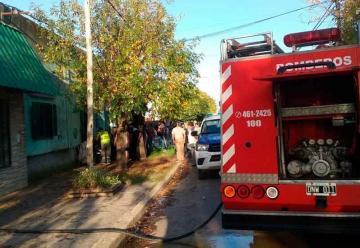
220,32,283,60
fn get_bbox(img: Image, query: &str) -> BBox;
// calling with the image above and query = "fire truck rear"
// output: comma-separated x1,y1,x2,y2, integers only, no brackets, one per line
220,26,360,232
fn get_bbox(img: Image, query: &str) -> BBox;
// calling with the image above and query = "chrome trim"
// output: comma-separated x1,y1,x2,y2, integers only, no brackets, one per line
275,83,286,178
279,179,360,184
223,31,274,41
220,44,360,64
221,173,278,184
358,20,360,44
221,32,281,61
281,103,355,117
222,209,360,218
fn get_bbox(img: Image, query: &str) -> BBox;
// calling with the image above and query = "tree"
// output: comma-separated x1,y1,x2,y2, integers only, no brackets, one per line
180,89,217,121
309,0,360,44
153,84,217,121
32,0,201,161
339,0,359,44
33,0,199,117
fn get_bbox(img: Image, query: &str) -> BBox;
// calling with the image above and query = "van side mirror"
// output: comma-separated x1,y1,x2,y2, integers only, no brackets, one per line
191,131,198,136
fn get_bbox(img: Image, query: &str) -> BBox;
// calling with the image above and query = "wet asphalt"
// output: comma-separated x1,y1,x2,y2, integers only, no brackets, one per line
127,164,359,248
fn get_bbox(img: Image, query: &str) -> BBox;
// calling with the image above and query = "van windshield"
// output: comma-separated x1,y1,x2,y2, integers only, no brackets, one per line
201,119,220,134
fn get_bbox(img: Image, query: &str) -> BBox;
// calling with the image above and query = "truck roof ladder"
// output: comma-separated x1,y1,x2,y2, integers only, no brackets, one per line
221,32,283,61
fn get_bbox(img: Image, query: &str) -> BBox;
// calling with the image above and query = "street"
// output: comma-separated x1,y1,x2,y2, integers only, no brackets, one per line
125,164,359,248
1,1,360,248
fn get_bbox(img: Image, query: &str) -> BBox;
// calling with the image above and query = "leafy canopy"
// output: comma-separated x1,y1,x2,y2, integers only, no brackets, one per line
308,0,360,44
32,0,213,121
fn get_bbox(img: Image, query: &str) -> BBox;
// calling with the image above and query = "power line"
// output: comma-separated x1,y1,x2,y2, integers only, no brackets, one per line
2,1,61,25
184,2,324,41
105,0,125,21
313,2,334,30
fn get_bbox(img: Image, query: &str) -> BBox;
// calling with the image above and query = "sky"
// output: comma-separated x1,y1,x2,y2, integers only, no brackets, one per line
4,0,333,104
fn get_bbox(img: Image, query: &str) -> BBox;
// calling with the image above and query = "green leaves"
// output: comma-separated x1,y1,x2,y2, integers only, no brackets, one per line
308,0,360,45
73,167,121,189
340,0,359,44
33,0,210,121
153,83,217,121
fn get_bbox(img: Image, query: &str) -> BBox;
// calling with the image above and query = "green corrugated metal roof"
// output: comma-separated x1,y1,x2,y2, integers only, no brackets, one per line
0,23,59,95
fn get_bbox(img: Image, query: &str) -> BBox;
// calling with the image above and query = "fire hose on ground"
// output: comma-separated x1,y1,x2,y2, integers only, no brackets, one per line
0,202,223,243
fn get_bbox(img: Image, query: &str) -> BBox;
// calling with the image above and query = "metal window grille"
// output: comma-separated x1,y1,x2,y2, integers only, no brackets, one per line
31,102,57,140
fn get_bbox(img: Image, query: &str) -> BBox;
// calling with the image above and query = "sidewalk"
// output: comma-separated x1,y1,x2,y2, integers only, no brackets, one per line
0,157,181,248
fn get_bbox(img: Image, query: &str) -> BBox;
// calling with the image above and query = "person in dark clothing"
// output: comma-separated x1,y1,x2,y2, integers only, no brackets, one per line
110,127,117,162
94,132,102,164
128,124,140,161
145,122,156,156
157,121,167,148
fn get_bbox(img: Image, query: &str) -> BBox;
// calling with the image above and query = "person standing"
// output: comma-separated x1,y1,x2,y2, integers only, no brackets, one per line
145,122,156,155
157,121,167,149
186,121,196,150
127,124,140,162
194,122,201,133
110,126,117,162
97,128,111,164
172,121,186,161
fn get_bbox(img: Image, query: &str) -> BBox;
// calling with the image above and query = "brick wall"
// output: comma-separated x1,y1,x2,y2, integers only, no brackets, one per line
0,89,28,196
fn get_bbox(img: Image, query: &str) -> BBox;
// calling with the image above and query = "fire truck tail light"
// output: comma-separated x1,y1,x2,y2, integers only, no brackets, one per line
237,185,250,198
251,185,265,199
266,186,279,199
284,28,341,48
224,185,236,198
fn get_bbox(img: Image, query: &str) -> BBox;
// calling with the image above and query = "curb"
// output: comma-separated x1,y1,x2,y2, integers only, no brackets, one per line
99,160,182,248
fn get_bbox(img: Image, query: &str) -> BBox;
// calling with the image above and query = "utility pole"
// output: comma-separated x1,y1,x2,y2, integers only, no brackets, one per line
357,8,360,44
84,0,94,167
334,0,341,29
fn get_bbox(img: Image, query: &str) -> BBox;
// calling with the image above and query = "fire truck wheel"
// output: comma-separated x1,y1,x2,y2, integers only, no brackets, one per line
198,169,207,180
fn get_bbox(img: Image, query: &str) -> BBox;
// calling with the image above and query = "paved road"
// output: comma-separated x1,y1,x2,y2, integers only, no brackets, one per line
127,164,358,248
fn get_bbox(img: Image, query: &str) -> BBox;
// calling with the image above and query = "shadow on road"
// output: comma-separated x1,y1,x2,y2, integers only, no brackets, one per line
124,154,360,248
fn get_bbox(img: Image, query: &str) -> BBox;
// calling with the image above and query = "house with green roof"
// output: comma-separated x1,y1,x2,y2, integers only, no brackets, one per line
0,22,81,195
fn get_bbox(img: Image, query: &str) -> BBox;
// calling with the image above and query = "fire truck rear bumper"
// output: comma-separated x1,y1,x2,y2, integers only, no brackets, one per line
222,209,360,233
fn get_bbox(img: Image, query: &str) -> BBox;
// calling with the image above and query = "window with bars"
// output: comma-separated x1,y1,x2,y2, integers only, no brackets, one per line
31,102,57,140
0,99,11,168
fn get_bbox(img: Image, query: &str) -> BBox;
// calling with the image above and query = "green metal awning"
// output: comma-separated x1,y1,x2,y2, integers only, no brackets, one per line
0,23,59,96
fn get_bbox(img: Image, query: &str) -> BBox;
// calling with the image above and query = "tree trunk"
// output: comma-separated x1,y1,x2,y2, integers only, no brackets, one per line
132,112,146,160
115,117,128,170
138,126,146,160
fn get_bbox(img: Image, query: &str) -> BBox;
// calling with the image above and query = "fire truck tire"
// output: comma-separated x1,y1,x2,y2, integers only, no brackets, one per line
198,169,206,179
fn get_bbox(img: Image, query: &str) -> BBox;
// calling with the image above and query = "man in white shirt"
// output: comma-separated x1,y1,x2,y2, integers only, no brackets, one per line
172,121,186,161
187,121,196,149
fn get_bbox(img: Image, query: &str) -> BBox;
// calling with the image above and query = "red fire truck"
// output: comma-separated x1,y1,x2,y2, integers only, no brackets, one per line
220,27,360,232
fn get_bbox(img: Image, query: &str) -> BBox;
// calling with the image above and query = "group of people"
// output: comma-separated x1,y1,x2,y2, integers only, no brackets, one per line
145,120,175,155
87,120,201,165
93,123,141,165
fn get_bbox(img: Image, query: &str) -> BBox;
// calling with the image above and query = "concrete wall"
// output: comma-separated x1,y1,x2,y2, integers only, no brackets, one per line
0,89,28,196
23,94,80,181
24,94,81,156
27,148,76,181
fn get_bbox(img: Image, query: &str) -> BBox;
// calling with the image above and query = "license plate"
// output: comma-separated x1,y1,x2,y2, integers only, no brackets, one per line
210,155,221,161
306,182,337,196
